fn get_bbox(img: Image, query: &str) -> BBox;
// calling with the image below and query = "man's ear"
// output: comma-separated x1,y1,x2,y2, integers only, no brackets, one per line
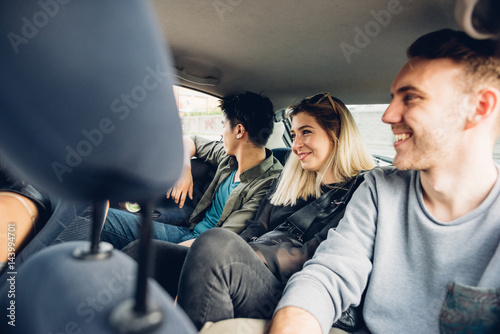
235,124,246,138
465,88,500,130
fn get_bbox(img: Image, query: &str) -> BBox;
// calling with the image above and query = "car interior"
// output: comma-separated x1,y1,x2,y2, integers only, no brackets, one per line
0,0,499,333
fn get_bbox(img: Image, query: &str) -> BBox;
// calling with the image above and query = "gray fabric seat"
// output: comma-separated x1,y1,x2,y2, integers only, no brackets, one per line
0,1,196,333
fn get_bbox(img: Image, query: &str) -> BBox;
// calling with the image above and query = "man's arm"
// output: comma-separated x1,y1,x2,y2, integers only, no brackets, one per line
269,171,379,333
0,192,39,262
169,135,229,208
167,136,196,208
268,307,321,334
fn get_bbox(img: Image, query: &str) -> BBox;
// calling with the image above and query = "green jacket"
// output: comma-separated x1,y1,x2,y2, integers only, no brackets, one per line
188,136,283,233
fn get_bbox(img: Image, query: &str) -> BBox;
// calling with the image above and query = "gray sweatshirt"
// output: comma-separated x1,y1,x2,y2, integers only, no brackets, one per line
276,166,500,334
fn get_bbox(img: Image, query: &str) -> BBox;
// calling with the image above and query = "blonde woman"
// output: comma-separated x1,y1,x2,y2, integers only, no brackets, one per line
170,93,375,329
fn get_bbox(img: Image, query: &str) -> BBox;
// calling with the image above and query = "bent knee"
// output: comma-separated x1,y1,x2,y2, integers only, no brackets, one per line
196,228,234,242
191,228,242,259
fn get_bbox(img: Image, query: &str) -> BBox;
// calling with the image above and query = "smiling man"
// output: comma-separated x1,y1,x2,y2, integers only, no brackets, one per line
269,29,500,333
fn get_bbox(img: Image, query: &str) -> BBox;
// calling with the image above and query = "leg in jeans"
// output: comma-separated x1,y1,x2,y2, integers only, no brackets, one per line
122,239,189,298
177,228,285,330
100,208,193,249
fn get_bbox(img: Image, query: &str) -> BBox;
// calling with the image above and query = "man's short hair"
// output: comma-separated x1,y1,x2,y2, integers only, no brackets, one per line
220,91,274,147
407,29,500,92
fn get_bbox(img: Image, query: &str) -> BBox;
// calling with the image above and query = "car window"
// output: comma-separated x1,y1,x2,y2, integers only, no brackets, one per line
174,86,500,164
348,104,500,164
174,86,287,148
174,86,222,141
348,104,394,161
278,104,395,160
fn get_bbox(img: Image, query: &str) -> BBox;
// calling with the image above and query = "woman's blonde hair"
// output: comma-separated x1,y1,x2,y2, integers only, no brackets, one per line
270,93,375,206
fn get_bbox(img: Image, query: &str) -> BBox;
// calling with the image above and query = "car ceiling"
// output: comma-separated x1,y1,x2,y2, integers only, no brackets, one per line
153,0,459,109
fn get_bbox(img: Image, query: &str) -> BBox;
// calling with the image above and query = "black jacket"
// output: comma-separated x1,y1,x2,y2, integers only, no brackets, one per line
240,172,366,282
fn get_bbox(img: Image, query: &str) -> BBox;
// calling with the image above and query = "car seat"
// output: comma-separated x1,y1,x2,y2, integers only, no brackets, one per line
0,1,196,333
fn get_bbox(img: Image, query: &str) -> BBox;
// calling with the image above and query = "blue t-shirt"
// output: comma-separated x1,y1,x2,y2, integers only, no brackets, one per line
191,168,240,237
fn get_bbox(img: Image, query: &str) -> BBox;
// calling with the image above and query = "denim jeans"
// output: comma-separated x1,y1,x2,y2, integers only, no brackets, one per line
177,229,285,330
101,207,196,249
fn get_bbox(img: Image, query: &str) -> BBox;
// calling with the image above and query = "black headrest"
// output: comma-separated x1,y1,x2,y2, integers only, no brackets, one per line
0,241,197,333
0,0,183,202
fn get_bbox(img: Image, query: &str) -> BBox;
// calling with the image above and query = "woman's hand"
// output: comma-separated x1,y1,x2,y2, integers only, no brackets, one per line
177,238,195,247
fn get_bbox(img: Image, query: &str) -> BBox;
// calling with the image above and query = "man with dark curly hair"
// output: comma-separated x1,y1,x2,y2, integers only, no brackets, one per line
101,91,283,249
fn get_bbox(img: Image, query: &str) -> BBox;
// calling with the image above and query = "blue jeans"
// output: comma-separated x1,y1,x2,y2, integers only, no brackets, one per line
101,208,195,249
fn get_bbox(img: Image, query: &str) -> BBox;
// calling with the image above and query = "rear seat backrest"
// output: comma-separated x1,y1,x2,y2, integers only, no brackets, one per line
272,147,291,166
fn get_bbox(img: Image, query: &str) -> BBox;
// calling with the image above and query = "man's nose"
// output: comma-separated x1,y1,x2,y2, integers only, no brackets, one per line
382,101,403,125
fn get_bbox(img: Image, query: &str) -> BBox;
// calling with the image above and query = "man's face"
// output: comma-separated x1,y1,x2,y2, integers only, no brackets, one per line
221,116,237,155
382,57,470,171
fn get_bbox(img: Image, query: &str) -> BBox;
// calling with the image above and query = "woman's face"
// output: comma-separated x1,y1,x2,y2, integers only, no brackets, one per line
290,112,334,173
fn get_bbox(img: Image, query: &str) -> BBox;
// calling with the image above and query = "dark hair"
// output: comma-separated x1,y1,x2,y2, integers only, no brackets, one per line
407,29,500,91
220,91,274,147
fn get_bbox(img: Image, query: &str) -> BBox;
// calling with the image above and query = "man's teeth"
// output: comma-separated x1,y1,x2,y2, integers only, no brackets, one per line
395,133,411,142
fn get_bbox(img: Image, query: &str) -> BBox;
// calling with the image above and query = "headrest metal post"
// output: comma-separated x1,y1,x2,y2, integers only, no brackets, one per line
73,200,113,260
